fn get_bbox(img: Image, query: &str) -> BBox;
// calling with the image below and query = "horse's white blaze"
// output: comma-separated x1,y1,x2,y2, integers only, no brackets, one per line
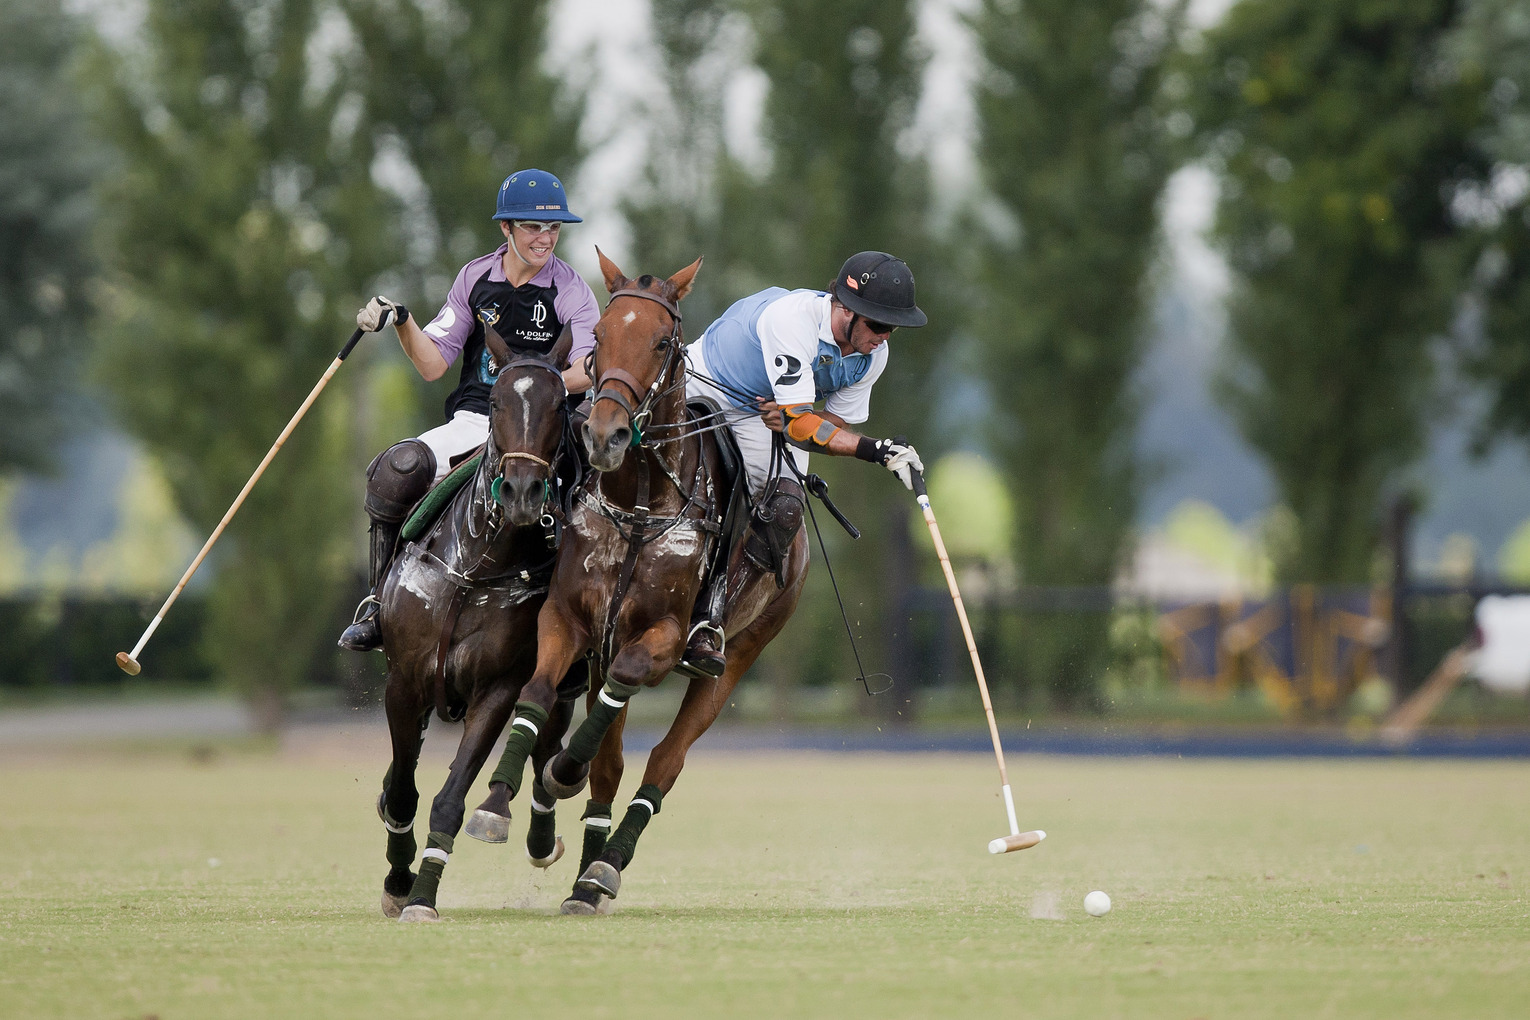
622,310,637,324
513,375,534,434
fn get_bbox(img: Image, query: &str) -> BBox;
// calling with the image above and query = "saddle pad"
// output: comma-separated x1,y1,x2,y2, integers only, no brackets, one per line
401,453,482,542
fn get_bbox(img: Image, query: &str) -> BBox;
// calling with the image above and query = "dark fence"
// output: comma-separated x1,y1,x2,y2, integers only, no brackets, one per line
0,581,1503,713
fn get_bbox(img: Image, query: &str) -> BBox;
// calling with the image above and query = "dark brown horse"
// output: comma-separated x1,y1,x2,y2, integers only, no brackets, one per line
375,328,586,922
471,251,809,913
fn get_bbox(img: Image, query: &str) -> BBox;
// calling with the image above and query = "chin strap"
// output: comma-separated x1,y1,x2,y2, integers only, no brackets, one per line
506,232,536,268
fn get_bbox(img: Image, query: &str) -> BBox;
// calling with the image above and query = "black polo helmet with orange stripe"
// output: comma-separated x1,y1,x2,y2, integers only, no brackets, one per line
829,251,927,328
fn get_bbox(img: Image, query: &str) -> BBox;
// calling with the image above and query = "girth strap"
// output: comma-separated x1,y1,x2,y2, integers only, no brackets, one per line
599,452,651,678
433,584,470,723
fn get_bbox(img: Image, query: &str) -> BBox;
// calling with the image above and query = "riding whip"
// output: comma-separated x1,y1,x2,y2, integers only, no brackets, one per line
116,327,370,675
907,463,1044,855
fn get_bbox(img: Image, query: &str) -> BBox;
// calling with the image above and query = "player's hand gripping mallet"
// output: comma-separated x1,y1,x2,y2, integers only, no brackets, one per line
116,326,371,675
908,465,1045,854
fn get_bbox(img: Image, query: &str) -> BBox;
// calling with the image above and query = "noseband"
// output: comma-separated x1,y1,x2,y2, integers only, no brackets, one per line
591,288,684,444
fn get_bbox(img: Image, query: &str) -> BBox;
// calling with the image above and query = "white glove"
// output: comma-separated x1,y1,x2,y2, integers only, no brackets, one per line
357,295,408,332
880,440,923,490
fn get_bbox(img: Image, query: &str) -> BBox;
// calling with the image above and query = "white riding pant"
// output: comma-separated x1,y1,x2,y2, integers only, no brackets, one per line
684,346,806,499
416,410,489,483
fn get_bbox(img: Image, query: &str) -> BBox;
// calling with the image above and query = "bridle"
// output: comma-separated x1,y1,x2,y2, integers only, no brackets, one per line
590,288,685,446
486,356,568,515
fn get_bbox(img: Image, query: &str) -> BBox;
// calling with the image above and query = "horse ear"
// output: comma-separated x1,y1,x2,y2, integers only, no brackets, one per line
595,246,628,294
667,257,703,302
548,325,574,370
485,323,513,372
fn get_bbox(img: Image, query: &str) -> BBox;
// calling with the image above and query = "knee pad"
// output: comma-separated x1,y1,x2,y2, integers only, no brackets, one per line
757,479,805,540
365,440,437,522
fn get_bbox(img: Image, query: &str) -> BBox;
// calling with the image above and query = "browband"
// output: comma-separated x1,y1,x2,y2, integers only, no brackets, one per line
607,288,683,323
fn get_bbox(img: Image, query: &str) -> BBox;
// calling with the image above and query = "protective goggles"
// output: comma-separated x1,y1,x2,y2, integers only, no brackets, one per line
512,220,563,236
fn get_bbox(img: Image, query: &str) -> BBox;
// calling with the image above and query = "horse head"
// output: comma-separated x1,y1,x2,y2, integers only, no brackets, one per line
485,325,573,527
583,247,702,473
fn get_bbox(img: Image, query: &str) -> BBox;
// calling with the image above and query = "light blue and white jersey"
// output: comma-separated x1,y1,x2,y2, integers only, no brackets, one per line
688,288,888,424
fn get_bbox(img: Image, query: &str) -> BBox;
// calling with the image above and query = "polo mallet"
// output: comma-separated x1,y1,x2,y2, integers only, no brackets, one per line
116,326,370,675
907,461,1045,855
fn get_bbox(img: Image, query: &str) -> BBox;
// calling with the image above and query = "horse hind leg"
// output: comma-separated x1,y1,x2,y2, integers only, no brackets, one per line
560,700,627,916
572,784,663,904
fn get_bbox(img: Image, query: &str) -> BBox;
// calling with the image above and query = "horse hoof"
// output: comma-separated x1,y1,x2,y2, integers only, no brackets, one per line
540,754,589,800
464,808,511,844
398,903,440,923
528,835,565,869
560,895,598,915
381,891,406,919
576,860,621,898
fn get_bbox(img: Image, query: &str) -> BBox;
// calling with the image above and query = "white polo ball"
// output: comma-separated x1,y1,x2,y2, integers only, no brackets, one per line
1084,890,1111,916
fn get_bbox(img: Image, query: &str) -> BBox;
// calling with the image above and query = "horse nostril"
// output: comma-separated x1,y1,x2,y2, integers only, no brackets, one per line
611,428,629,450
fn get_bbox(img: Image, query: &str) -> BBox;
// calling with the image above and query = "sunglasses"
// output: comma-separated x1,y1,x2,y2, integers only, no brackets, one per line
512,220,563,236
864,318,896,336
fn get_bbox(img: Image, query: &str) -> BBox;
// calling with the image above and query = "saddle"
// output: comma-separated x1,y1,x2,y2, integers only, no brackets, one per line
687,398,751,588
400,452,483,544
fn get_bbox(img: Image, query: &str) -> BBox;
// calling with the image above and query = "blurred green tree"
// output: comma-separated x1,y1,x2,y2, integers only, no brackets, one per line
87,0,398,726
627,0,949,714
1449,0,1530,446
1192,0,1487,583
971,0,1185,706
343,0,585,356
0,0,98,473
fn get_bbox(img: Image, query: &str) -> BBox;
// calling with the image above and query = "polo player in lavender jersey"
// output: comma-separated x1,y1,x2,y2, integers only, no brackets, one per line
339,169,600,651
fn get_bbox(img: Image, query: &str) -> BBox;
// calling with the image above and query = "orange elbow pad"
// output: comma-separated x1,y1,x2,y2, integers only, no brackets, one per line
783,404,840,447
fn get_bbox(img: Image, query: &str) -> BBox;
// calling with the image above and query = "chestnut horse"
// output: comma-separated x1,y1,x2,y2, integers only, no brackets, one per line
471,252,808,913
375,328,587,922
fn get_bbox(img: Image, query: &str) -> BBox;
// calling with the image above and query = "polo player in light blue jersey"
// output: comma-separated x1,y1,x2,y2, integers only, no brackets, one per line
681,251,928,676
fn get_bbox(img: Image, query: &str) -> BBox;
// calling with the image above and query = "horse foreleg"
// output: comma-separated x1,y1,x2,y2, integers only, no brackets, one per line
479,606,583,811
524,695,576,868
398,684,517,922
380,678,428,919
546,618,681,800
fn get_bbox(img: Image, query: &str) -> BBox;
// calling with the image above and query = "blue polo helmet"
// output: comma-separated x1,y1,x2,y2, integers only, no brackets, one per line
492,169,582,223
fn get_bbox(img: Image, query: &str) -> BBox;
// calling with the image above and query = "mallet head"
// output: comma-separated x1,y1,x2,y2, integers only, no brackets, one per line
988,830,1045,854
115,652,141,676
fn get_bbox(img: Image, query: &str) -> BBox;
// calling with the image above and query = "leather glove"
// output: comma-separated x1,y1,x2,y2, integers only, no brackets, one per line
357,296,409,332
870,438,923,490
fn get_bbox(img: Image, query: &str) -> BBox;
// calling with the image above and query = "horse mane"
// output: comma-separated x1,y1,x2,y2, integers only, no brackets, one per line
631,274,679,304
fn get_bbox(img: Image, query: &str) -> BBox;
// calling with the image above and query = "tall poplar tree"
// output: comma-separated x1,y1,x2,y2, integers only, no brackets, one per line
1451,0,1530,444
0,0,97,473
1193,0,1486,582
90,0,396,724
971,0,1183,705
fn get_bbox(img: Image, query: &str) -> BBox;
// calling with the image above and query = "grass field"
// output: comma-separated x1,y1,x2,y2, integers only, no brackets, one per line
2,735,1527,1018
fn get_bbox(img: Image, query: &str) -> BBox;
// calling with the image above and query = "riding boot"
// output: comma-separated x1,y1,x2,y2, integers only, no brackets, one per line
338,440,437,652
339,517,402,651
680,478,805,676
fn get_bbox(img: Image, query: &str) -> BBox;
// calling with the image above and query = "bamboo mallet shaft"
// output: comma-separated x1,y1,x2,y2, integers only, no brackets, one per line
908,465,1044,854
116,328,367,675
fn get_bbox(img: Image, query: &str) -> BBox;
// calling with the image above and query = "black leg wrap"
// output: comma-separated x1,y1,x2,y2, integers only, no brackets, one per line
526,785,558,862
603,784,663,869
385,825,416,871
487,701,551,797
579,800,613,874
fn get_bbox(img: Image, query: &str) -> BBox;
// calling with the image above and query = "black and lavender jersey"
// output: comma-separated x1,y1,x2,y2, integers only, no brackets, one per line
421,247,598,418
